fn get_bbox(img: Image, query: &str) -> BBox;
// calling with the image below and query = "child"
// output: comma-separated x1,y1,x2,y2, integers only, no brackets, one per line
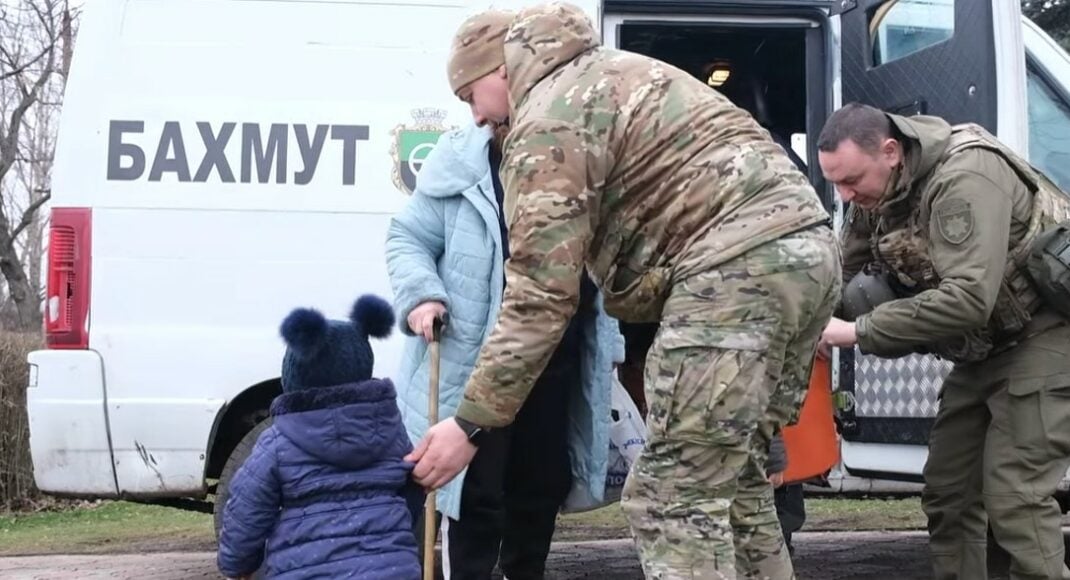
217,295,423,580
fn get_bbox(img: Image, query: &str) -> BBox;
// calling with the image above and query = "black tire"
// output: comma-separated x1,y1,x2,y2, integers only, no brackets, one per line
213,418,272,539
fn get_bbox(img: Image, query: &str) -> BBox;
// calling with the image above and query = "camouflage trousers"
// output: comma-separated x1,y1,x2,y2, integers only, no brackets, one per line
620,226,841,580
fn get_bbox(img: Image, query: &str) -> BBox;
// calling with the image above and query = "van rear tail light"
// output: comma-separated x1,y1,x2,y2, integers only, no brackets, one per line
45,207,91,349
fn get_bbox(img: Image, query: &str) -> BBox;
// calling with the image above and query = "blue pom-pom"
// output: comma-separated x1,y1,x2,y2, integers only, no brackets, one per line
351,294,395,339
280,308,328,358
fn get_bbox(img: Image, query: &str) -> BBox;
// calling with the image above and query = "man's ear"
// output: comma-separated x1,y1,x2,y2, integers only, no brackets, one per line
880,137,902,166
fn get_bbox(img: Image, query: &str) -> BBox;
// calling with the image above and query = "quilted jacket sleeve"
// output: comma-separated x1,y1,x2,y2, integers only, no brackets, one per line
216,428,282,578
385,193,451,336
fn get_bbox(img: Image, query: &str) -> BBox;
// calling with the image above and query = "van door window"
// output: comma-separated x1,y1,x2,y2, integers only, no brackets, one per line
1026,61,1070,190
870,0,955,66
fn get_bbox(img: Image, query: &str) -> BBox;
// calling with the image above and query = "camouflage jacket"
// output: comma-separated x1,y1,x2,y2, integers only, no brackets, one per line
843,113,1070,362
455,2,829,427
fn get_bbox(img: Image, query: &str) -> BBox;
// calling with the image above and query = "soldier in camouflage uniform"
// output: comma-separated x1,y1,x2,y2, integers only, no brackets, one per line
817,103,1070,580
407,3,841,579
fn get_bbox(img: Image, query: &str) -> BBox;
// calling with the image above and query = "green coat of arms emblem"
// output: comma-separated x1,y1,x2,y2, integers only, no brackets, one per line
391,108,453,195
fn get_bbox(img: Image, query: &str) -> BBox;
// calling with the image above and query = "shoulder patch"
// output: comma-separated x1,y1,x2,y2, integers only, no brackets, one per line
936,200,974,245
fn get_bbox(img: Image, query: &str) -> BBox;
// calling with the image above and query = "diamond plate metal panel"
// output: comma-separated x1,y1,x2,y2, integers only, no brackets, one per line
853,349,951,418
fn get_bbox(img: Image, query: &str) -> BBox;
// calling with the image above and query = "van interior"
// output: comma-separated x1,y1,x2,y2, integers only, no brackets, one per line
619,23,810,168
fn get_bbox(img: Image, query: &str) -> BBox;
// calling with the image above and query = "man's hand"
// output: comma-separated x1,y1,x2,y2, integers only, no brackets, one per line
768,471,785,489
818,317,858,358
405,418,478,490
408,301,447,342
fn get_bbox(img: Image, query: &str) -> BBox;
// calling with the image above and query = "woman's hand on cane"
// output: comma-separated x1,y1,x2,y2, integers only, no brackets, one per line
409,301,447,342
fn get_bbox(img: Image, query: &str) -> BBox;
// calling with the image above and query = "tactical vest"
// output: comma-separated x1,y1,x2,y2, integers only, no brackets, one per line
870,123,1070,363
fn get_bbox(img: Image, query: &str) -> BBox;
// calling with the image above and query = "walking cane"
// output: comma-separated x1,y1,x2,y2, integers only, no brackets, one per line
423,315,446,580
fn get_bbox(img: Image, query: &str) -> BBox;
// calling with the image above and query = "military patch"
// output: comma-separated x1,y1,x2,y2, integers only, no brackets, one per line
936,200,974,245
390,108,453,195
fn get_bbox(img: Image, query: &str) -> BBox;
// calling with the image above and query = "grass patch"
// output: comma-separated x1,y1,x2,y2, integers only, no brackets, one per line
0,501,214,556
0,496,926,555
805,497,925,531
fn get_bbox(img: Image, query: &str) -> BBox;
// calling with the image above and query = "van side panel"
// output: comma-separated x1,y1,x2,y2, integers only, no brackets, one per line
27,350,118,496
36,0,609,498
47,0,485,495
101,0,467,495
96,209,400,494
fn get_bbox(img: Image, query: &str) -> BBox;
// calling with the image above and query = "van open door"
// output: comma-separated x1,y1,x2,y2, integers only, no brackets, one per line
835,0,1028,481
839,0,1027,141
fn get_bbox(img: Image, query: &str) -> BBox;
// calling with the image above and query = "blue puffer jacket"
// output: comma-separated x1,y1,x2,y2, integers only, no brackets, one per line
385,122,625,520
216,380,422,580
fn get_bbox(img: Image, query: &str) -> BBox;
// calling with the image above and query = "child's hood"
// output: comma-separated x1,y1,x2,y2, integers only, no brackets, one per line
269,379,411,469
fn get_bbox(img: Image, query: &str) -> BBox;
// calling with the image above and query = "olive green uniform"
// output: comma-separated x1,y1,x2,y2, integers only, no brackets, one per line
842,113,1070,580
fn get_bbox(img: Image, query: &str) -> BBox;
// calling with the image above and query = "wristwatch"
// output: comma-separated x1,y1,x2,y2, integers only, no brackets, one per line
454,416,489,446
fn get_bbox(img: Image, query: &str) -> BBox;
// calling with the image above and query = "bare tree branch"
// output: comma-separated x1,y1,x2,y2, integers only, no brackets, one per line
11,191,50,242
0,37,55,191
0,44,52,83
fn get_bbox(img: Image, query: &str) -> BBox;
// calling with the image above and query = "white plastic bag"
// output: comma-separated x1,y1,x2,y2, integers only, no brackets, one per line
602,375,648,504
562,375,648,513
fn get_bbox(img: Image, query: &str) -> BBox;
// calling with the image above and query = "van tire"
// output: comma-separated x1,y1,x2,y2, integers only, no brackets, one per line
213,418,273,539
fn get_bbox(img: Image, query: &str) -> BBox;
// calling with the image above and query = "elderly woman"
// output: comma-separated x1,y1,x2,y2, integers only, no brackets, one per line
385,120,624,580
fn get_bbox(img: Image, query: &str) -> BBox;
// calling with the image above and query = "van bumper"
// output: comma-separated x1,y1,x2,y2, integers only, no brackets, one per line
26,349,119,497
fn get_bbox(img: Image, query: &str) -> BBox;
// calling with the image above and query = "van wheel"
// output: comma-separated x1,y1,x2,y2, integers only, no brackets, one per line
213,418,272,539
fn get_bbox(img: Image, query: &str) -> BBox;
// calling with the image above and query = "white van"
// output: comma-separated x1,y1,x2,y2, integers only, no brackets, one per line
28,0,1070,521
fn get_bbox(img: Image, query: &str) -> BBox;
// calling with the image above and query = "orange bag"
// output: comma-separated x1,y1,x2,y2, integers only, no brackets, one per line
781,356,839,484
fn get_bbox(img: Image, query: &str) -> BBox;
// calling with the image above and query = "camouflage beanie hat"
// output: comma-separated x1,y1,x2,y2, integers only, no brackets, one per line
448,9,515,94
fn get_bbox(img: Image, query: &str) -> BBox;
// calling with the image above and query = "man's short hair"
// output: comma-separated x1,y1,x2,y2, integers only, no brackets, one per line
817,103,893,154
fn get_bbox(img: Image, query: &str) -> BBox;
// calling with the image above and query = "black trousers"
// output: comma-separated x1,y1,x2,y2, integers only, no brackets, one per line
442,347,579,580
775,483,807,554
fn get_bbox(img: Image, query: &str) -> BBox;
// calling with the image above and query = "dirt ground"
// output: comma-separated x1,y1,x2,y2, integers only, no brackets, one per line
0,530,1031,580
